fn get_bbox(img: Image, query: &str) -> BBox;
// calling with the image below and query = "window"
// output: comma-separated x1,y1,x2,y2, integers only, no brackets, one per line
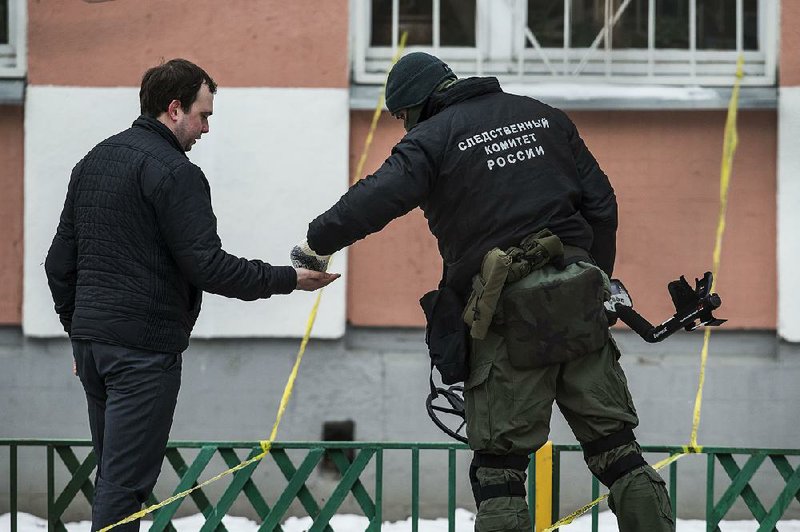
1,0,26,78
369,0,476,47
0,2,8,46
352,0,776,86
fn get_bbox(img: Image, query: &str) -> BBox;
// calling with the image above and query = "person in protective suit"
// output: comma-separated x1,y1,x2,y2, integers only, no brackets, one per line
291,52,674,532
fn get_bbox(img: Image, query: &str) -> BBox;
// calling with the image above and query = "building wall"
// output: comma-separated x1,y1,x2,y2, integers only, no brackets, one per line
0,106,23,324
346,112,440,326
22,0,350,339
347,109,777,329
778,0,800,341
26,1,347,89
9,0,787,337
780,1,800,87
1,0,798,524
2,328,799,521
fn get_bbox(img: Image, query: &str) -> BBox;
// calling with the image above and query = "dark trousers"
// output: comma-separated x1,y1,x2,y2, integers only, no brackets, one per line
72,340,182,532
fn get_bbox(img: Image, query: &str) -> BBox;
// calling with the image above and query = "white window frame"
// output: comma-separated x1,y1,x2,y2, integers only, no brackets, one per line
352,0,777,87
1,0,27,78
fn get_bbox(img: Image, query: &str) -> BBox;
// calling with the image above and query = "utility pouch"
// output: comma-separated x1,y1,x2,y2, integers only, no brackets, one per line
462,229,565,340
420,286,470,385
506,230,565,283
501,264,609,369
462,249,512,340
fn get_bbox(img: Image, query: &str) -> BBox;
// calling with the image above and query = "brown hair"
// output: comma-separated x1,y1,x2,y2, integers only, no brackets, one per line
139,58,217,117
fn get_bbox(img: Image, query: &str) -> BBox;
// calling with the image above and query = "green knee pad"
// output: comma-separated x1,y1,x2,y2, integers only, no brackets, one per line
608,465,675,532
475,495,532,532
473,467,532,532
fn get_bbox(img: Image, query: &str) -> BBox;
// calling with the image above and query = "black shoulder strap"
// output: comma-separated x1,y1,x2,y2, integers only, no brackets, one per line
429,258,452,394
430,259,447,394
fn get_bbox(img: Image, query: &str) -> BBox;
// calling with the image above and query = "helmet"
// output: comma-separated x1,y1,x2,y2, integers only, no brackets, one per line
385,52,456,114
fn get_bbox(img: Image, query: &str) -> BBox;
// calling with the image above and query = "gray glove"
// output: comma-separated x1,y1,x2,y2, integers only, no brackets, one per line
605,279,633,326
290,239,331,272
607,279,633,309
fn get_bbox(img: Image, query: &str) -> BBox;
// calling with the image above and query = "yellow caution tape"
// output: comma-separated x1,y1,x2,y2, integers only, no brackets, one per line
542,492,609,532
353,32,408,185
543,55,743,531
690,55,742,449
543,448,704,531
102,40,738,532
260,263,330,454
99,33,410,532
541,451,698,531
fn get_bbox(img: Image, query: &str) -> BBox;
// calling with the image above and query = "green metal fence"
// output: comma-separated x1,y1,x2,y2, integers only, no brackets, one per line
549,444,800,532
2,440,799,532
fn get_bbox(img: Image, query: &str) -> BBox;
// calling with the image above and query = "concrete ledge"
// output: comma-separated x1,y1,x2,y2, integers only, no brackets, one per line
344,325,782,359
0,325,787,360
0,79,24,105
350,84,777,111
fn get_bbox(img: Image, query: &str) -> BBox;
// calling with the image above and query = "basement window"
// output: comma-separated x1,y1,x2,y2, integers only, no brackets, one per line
319,420,356,477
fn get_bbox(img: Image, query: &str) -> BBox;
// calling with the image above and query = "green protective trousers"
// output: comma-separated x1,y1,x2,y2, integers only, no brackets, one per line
464,262,674,532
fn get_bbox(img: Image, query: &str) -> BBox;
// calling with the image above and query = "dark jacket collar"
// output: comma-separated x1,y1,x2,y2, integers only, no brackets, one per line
132,115,186,154
420,76,503,122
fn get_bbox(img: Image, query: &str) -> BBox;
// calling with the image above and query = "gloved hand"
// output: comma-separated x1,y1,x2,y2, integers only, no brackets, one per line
290,239,331,272
604,279,633,326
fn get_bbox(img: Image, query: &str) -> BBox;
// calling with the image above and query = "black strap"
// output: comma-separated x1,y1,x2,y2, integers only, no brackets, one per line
478,480,527,502
473,452,530,471
581,426,637,459
469,455,528,508
597,453,647,488
562,244,593,267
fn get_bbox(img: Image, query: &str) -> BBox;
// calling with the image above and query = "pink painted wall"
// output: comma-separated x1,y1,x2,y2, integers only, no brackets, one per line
347,112,439,326
27,0,348,88
9,0,781,330
0,106,24,324
781,1,800,87
347,110,777,329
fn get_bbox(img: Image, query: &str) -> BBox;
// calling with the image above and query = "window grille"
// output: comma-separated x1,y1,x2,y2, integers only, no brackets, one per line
0,0,26,78
352,0,776,86
0,1,9,46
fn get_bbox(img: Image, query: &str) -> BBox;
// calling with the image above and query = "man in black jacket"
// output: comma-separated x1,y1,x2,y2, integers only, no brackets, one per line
45,59,338,532
292,53,673,531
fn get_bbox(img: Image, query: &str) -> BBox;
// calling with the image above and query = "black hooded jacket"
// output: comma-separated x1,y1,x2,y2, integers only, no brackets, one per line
307,77,617,296
45,116,297,353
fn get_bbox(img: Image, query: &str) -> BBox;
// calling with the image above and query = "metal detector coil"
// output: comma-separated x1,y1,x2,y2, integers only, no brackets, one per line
426,383,468,444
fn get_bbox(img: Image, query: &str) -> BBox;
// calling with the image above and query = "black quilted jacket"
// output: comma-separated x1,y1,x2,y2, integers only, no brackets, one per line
308,77,617,296
45,116,297,353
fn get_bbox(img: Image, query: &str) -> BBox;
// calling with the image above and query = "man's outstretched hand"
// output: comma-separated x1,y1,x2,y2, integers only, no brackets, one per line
295,268,340,291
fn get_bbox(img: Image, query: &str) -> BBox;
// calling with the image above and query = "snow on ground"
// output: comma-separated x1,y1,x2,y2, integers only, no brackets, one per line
4,510,800,531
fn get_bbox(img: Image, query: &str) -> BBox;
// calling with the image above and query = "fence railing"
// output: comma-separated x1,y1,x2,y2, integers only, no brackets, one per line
550,445,800,532
2,439,799,532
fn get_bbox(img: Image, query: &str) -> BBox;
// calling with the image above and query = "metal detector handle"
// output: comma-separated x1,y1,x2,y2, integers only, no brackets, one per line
611,272,725,343
615,305,685,343
615,305,655,338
